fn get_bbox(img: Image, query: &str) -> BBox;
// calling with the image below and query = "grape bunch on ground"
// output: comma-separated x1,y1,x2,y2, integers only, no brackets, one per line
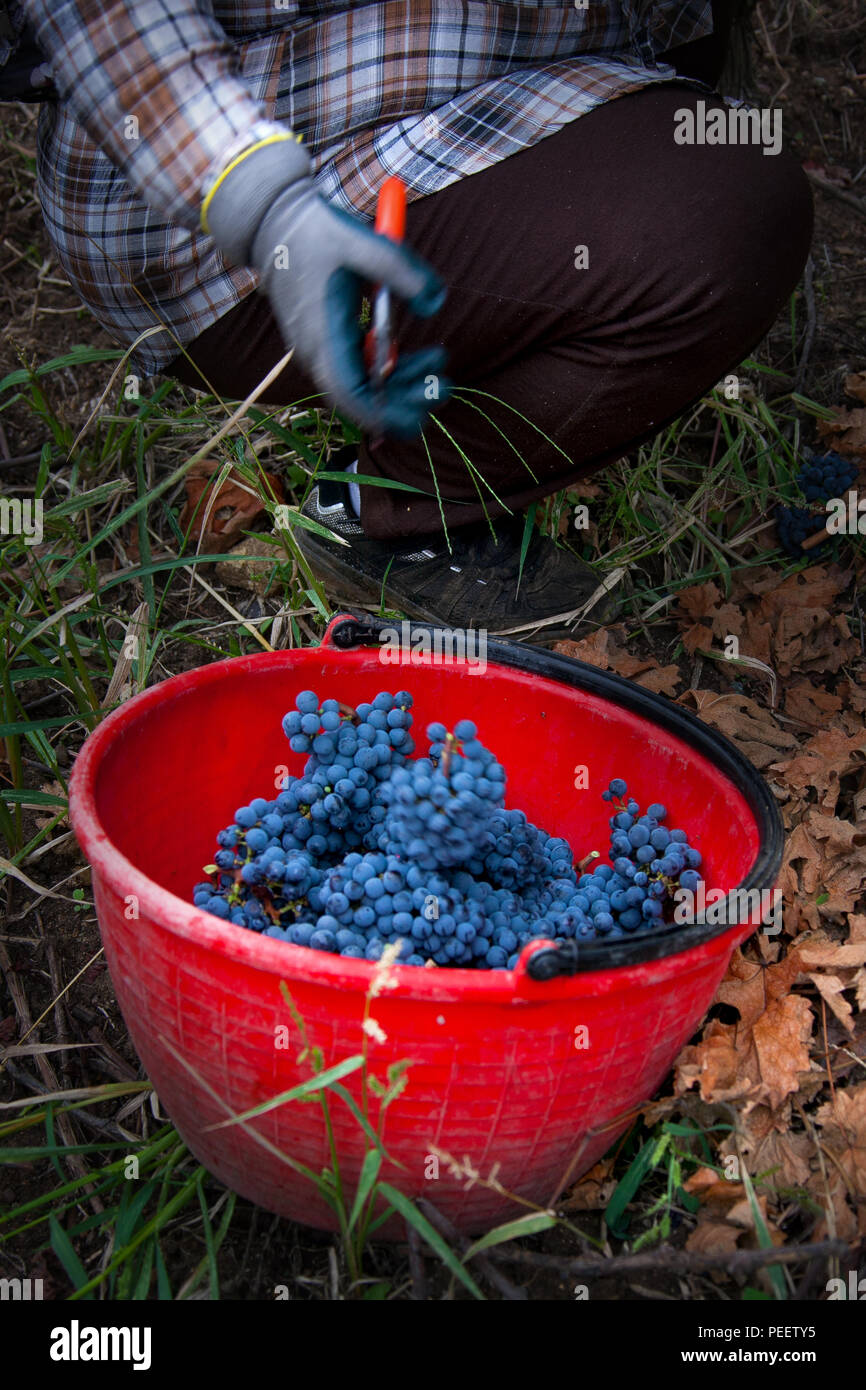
192,690,703,970
775,449,859,557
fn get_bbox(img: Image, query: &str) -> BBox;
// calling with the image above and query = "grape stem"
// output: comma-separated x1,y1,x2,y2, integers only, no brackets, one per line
800,524,831,552
576,850,600,871
439,731,458,778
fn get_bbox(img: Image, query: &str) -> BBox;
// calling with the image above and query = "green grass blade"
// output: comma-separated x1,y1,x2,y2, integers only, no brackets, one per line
347,1148,382,1235
377,1182,484,1300
68,1166,206,1301
517,504,537,594
154,1239,172,1300
740,1162,786,1300
115,1178,158,1249
131,1241,155,1300
327,1081,399,1165
207,1055,366,1129
462,1211,557,1262
316,471,429,495
605,1137,656,1237
0,347,124,393
44,480,131,520
49,1214,93,1298
0,789,68,808
363,1203,397,1239
195,1172,221,1299
0,1143,128,1161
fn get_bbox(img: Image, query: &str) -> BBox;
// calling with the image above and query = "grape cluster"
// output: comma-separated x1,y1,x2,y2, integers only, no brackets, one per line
375,718,506,868
796,450,858,502
775,450,859,557
775,504,828,558
192,693,704,971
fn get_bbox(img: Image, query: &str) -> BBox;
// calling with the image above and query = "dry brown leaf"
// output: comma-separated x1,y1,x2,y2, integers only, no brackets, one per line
845,371,866,406
777,811,866,929
809,973,855,1033
772,607,858,678
799,942,866,970
683,1166,746,1208
675,1018,761,1105
753,567,858,677
783,681,844,728
813,1083,866,1237
214,535,281,595
676,947,815,1111
730,1108,814,1190
604,653,655,679
713,603,745,638
713,940,821,1028
568,478,603,499
677,581,722,621
685,1220,743,1255
630,665,682,695
677,690,798,768
179,460,284,555
849,915,866,944
752,996,815,1110
742,612,774,668
756,565,852,618
817,405,866,461
560,1157,617,1211
676,586,744,655
725,1193,784,1244
769,727,866,815
553,629,610,668
810,1172,860,1242
683,1165,725,1195
685,1187,783,1256
681,622,713,656
715,947,772,1026
553,626,680,694
837,676,866,716
731,563,786,601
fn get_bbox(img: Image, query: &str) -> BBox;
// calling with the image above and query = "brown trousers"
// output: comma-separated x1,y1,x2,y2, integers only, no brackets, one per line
171,25,812,540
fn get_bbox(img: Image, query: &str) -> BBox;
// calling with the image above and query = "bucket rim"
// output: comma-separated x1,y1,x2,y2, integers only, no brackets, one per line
68,627,783,995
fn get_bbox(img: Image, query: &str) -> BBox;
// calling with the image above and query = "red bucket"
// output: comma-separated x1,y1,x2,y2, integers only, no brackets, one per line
68,614,783,1235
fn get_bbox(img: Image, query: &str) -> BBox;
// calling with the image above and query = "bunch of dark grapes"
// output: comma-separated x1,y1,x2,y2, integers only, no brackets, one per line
192,694,705,970
376,719,505,868
598,777,702,925
796,450,858,502
775,450,859,557
480,807,573,892
774,504,828,558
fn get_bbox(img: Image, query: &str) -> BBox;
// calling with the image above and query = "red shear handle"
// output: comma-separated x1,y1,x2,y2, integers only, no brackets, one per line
364,177,407,377
374,175,407,240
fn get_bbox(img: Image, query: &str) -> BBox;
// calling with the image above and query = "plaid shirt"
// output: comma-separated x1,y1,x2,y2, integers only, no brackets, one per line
24,1,713,375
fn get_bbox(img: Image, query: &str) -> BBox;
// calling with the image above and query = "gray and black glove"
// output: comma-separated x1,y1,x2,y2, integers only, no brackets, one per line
203,135,450,437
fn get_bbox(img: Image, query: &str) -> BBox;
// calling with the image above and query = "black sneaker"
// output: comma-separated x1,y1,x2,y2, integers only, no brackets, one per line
295,474,621,640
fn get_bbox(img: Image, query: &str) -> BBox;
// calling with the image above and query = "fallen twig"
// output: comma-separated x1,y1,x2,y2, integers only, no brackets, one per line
406,1221,428,1301
2,1060,132,1142
806,170,866,219
486,1238,850,1280
416,1198,528,1300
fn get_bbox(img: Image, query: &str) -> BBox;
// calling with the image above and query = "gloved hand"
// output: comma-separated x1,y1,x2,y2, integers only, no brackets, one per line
202,135,450,437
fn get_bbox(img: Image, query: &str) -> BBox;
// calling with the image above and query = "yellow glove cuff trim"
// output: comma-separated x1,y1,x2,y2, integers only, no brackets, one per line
200,132,304,234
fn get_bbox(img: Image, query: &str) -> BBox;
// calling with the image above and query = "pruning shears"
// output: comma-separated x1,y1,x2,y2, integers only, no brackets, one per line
363,176,407,429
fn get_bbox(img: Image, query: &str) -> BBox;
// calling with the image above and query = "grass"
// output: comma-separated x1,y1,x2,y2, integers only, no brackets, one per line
1,1083,236,1300
2,34,865,1292
2,333,859,1297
